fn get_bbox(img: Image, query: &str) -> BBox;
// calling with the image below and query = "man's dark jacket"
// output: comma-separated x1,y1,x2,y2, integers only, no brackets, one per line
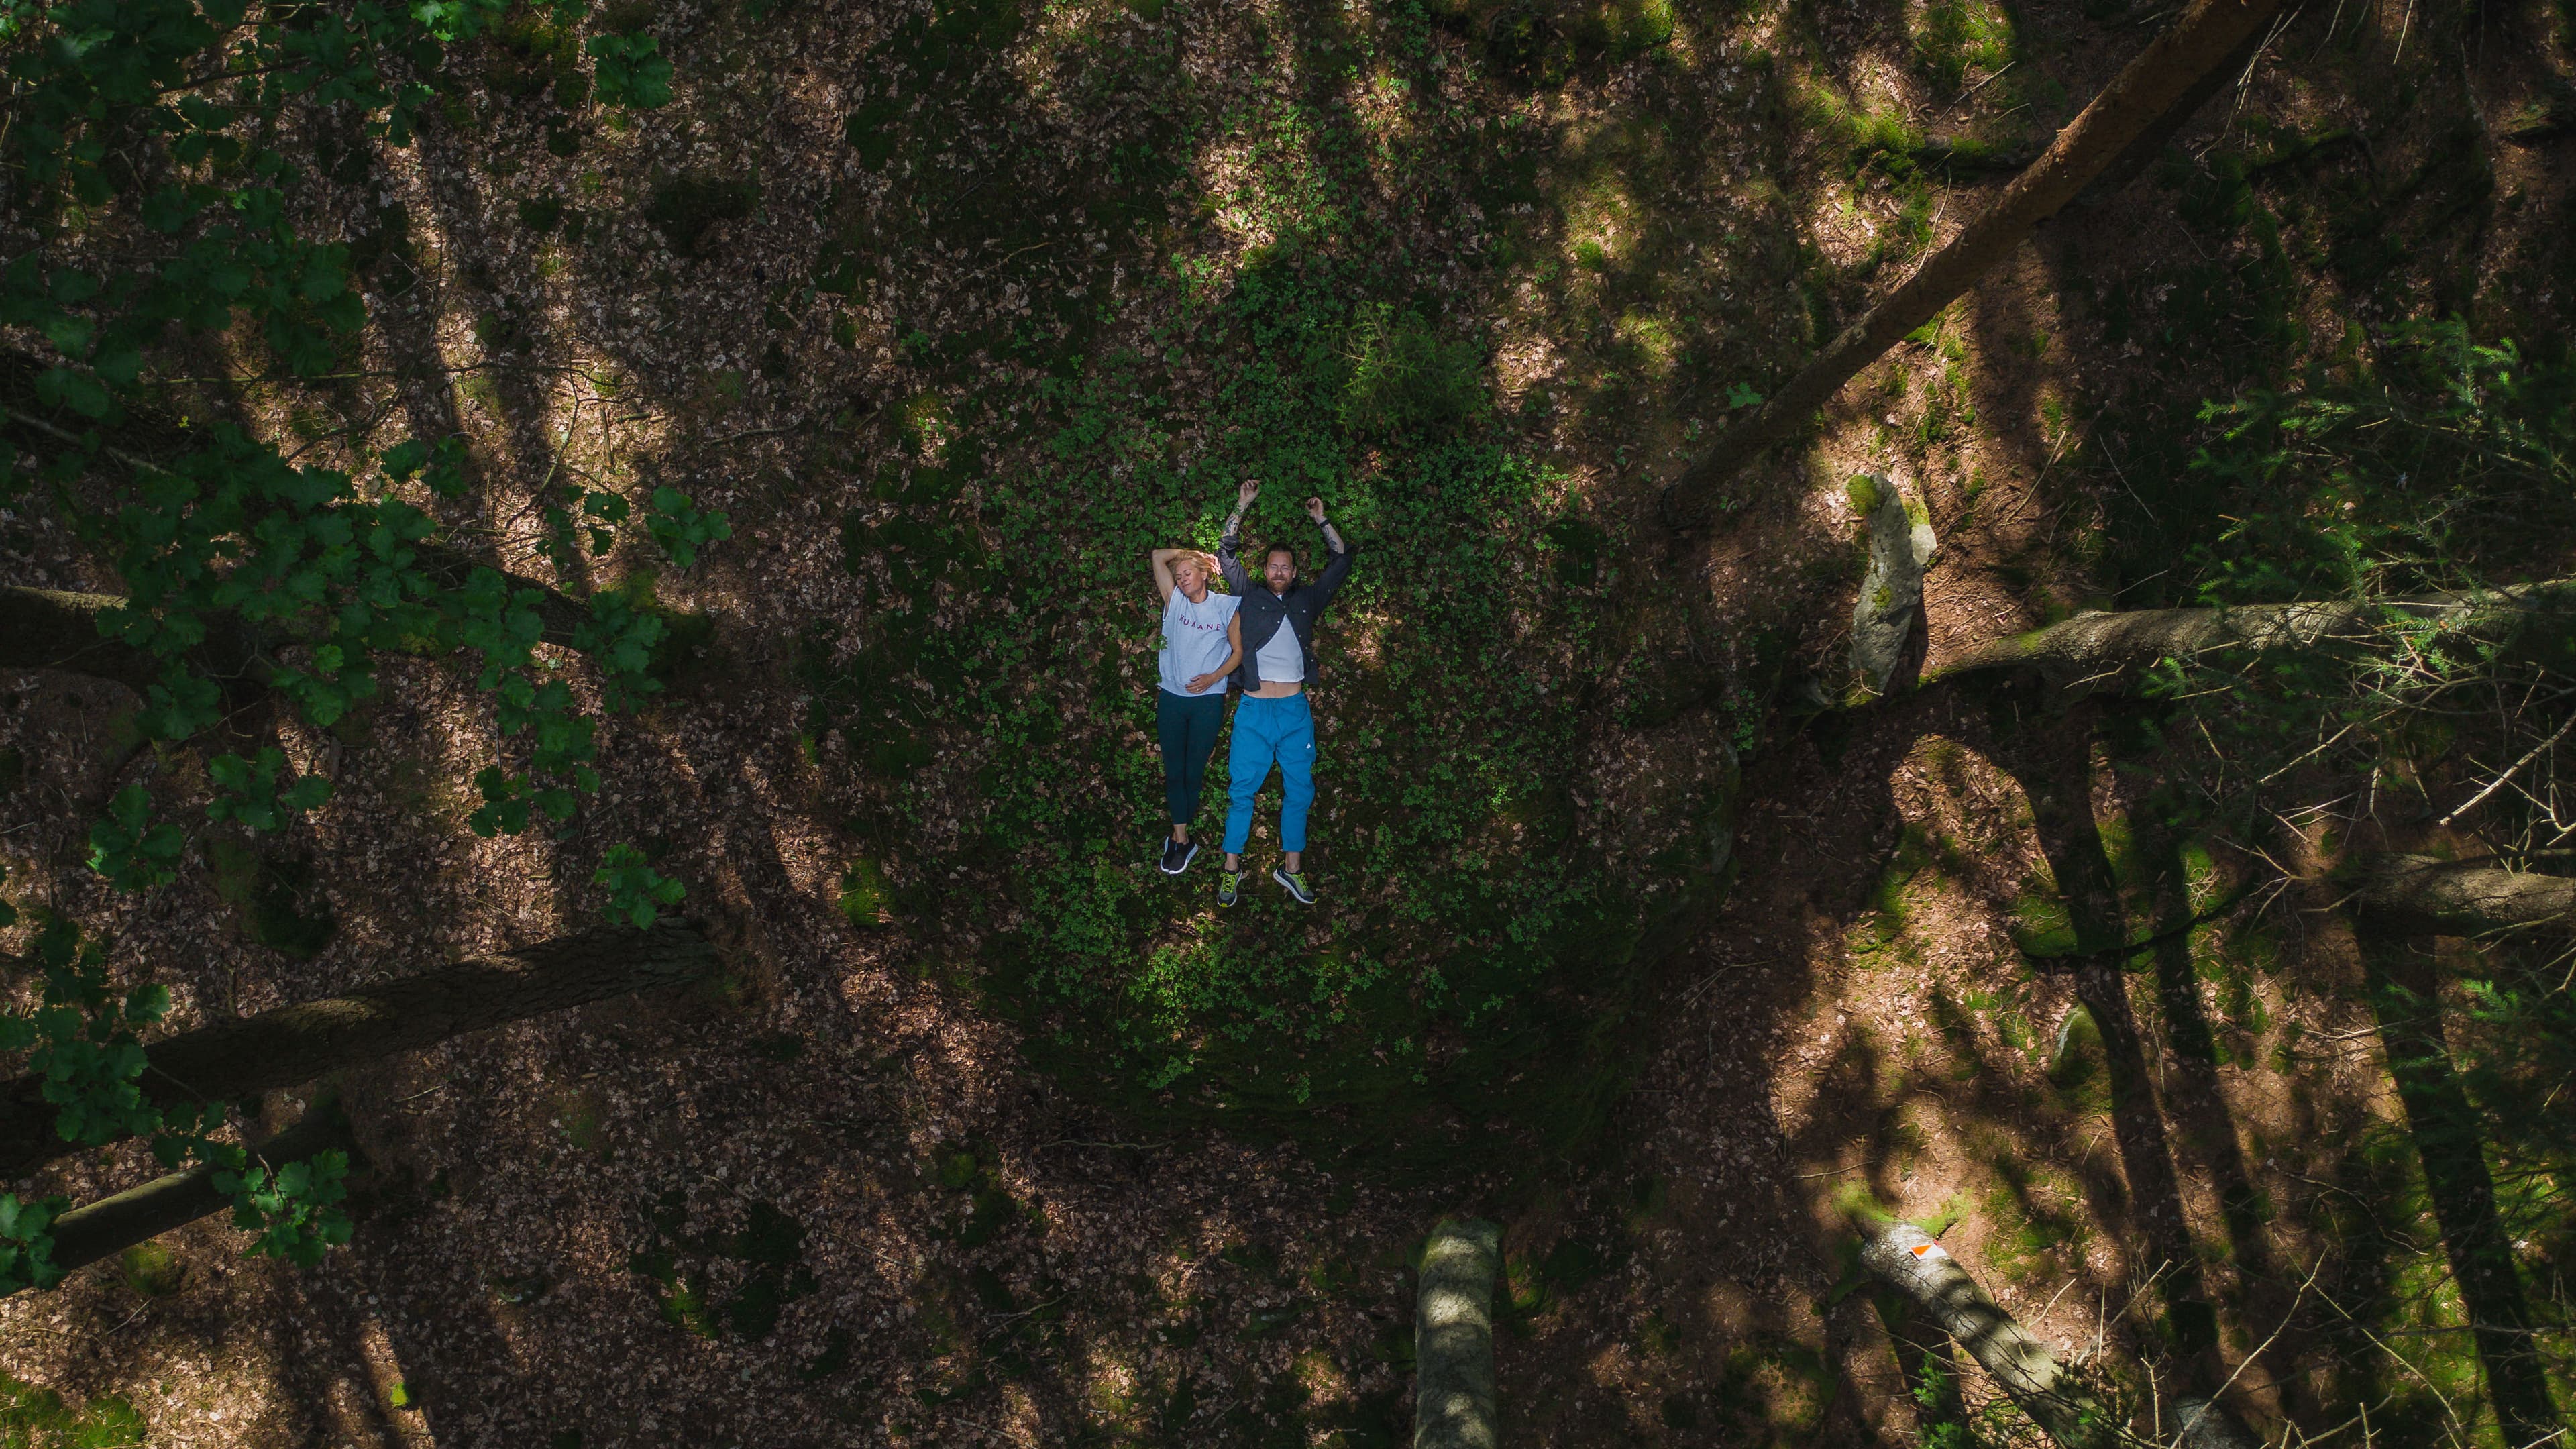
1217,520,1357,692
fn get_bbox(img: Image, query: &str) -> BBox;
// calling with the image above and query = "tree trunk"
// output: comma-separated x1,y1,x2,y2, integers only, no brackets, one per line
1863,1220,2117,1449
1863,1221,2261,1448
0,586,264,698
1922,581,2576,692
1,404,595,655
1414,1217,1500,1449
0,920,720,1184
1664,0,2286,520
2074,23,2271,205
2353,857,2576,936
32,1097,358,1287
2357,937,2565,1446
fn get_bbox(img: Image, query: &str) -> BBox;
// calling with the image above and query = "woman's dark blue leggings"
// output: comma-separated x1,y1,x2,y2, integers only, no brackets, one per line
1157,688,1229,827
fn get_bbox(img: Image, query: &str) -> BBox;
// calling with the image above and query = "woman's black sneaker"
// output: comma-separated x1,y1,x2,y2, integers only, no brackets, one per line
1160,838,1199,875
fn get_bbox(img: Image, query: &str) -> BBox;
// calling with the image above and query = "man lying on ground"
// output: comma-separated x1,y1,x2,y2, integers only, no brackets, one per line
1214,478,1356,907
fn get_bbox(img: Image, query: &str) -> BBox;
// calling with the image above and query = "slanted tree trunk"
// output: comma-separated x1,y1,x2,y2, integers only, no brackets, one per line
0,920,721,1183
1921,581,2576,692
1414,1217,1500,1449
1664,0,2285,520
2074,23,2271,204
2353,857,2576,936
0,586,265,698
1,405,597,655
32,1097,358,1287
1862,1221,2263,1448
1863,1221,2116,1448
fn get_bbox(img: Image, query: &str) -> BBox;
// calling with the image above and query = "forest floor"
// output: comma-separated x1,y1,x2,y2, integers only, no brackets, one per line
3,0,2574,1444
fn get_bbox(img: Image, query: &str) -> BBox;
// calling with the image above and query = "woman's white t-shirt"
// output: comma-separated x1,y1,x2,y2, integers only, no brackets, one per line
1159,588,1240,696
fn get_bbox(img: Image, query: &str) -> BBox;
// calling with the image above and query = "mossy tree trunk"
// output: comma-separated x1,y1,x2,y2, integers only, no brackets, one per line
1414,1218,1500,1449
1665,0,2287,518
0,920,722,1183
1921,581,2576,692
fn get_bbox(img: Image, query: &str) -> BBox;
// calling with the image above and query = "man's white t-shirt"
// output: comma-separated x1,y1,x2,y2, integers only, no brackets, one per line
1254,598,1303,685
1159,588,1240,696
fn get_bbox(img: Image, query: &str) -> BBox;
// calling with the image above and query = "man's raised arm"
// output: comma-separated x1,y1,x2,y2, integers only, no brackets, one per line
1309,498,1357,608
1217,478,1259,592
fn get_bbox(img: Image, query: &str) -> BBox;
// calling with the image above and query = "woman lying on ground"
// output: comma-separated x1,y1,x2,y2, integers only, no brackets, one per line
1148,545,1242,875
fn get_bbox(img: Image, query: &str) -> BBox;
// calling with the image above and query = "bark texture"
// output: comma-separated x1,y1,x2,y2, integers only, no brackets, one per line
1666,0,2285,517
32,1099,358,1287
1413,1217,1500,1449
1924,581,2576,692
2353,857,2576,936
2074,23,2271,204
0,920,720,1183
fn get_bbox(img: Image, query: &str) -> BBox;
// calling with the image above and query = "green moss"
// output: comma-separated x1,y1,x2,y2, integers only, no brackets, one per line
118,1241,186,1297
1977,1163,2085,1285
2047,1003,2105,1104
839,857,893,926
1912,0,2017,92
485,13,583,103
2008,879,2083,957
557,1091,608,1158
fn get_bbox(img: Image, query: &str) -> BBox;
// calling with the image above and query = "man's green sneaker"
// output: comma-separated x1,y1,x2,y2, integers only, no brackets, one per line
1272,867,1316,905
1218,869,1243,906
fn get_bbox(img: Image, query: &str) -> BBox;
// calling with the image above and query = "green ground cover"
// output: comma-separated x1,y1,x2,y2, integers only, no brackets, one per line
801,0,1739,1171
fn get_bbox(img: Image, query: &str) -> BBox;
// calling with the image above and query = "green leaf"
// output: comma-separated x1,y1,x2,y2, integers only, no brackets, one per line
587,34,674,110
594,843,684,928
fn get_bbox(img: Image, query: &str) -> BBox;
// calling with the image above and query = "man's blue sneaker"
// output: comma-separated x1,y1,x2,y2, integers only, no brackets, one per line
1272,867,1315,905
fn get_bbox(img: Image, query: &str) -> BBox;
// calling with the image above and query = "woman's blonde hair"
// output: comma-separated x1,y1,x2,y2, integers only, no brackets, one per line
1174,549,1224,588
